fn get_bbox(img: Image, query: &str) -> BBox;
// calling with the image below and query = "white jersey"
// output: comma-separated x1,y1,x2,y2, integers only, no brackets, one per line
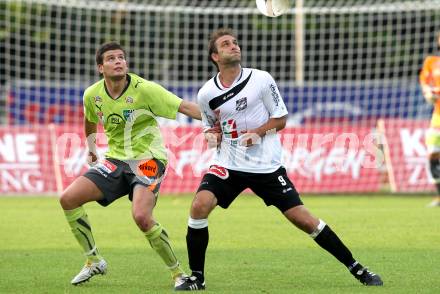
198,68,288,173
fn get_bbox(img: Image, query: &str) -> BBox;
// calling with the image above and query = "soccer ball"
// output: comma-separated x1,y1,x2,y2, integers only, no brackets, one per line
256,0,291,17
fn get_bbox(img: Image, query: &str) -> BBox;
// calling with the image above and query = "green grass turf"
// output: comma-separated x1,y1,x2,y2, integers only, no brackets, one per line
0,194,439,293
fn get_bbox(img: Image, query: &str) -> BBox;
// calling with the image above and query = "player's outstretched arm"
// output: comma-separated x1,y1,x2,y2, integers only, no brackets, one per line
178,100,202,120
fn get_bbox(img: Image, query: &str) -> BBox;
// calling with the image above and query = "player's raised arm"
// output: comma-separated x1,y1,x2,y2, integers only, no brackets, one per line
178,100,202,120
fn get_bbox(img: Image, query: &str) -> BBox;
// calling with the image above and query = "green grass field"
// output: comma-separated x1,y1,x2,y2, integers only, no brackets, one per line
0,194,439,293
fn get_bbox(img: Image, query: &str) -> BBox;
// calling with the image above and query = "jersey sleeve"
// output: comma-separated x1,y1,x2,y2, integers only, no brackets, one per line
198,91,217,130
144,82,182,119
261,72,288,118
83,88,99,123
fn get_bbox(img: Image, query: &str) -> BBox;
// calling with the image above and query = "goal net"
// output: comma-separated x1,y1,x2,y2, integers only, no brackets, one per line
1,0,439,194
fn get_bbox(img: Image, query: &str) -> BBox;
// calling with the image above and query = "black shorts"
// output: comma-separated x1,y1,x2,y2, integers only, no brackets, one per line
83,158,165,207
430,158,440,181
197,165,303,212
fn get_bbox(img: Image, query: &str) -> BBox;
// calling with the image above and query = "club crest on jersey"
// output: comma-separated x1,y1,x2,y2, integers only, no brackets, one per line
126,96,134,103
94,96,102,102
222,119,238,139
235,97,247,111
207,165,229,179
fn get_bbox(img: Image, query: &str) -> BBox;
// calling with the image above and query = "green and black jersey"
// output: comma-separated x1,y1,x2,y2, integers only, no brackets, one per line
83,73,182,162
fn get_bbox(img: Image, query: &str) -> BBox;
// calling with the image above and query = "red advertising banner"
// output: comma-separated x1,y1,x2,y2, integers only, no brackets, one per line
378,119,435,192
1,124,384,195
55,125,383,193
279,125,382,192
0,126,56,194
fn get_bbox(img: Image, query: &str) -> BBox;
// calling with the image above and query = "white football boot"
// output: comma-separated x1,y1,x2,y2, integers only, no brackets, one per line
71,259,107,285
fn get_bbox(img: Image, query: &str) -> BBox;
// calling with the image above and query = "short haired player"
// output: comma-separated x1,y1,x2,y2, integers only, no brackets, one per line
59,41,201,288
175,28,383,291
420,32,440,207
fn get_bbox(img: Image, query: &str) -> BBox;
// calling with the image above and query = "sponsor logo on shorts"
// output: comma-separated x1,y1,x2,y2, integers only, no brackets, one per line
124,159,164,186
138,159,158,177
93,160,117,177
207,165,229,180
102,160,117,172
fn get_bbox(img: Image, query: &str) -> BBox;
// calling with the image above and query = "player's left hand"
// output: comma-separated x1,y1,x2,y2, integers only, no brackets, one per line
239,130,261,147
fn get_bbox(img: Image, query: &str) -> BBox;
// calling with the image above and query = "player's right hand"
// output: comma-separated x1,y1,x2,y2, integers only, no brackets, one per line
204,121,222,148
87,151,98,167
